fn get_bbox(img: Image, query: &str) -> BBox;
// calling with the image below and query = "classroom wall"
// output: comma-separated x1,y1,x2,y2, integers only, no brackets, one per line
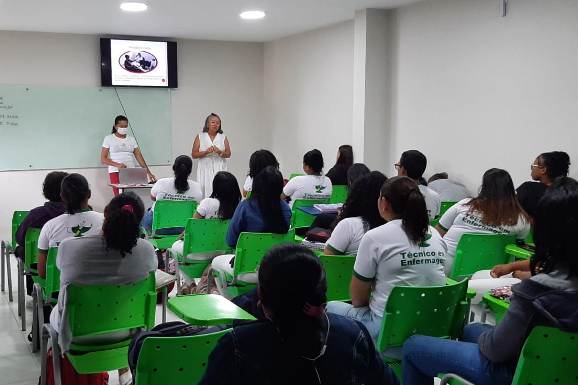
264,21,354,177
0,31,265,238
388,0,578,190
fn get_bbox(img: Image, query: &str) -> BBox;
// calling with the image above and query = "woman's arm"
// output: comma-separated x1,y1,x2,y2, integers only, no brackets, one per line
133,147,156,182
491,259,530,278
350,275,373,307
217,137,231,159
323,244,344,256
100,148,126,169
192,136,211,159
38,249,48,278
435,224,447,237
193,212,204,219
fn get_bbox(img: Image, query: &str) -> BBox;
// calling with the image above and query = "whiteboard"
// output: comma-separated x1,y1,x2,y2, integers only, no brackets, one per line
0,84,172,171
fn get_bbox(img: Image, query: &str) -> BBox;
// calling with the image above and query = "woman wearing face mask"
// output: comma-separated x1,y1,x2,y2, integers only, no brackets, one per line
101,115,157,196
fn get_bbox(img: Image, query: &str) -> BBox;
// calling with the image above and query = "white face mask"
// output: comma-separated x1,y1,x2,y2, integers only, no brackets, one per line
116,127,128,135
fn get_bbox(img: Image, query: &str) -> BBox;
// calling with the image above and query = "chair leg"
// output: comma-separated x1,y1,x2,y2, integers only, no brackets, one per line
32,283,43,352
6,248,13,302
1,241,5,292
46,325,63,385
17,258,23,316
18,261,26,331
40,324,49,385
162,286,167,323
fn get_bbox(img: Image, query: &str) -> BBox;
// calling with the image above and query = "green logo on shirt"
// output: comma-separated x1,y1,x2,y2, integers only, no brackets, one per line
419,233,432,248
71,225,92,237
315,185,326,193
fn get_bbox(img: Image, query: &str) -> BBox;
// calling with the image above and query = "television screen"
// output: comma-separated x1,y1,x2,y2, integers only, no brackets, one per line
100,38,178,88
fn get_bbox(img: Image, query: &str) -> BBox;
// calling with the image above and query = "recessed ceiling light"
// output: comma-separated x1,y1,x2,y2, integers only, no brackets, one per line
120,2,148,12
240,10,266,20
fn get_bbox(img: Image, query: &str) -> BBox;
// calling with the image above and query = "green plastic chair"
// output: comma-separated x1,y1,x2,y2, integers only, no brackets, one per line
377,279,470,378
430,201,457,227
450,233,516,280
329,185,348,204
32,247,60,352
441,326,578,385
1,210,29,302
215,230,297,298
289,173,304,180
318,254,355,302
134,328,230,385
40,273,156,384
172,218,232,288
17,227,42,331
291,198,329,229
149,200,198,250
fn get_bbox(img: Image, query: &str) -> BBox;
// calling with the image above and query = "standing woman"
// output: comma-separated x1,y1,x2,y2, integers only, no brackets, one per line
101,115,156,196
192,113,231,198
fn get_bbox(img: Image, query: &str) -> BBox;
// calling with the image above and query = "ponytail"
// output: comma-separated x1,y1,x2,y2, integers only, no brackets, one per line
172,155,193,193
103,192,145,257
60,173,91,214
381,176,429,244
112,115,128,134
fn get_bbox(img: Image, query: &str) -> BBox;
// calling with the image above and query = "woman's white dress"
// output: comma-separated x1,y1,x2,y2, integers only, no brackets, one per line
197,132,227,198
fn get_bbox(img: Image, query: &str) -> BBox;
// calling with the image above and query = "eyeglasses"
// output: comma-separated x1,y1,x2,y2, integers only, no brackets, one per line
531,164,544,169
394,163,401,170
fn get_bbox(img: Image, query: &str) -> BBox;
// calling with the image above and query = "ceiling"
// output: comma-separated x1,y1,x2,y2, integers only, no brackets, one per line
0,0,422,42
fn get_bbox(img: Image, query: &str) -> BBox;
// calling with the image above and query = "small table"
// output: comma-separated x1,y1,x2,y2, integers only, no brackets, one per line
505,244,534,260
168,294,256,326
109,183,153,209
482,293,510,323
155,269,177,323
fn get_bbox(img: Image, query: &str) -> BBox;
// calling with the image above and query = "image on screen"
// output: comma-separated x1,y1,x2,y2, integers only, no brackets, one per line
110,39,168,87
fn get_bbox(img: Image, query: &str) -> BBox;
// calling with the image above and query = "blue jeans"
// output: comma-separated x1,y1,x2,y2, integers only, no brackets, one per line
326,301,382,341
402,323,515,385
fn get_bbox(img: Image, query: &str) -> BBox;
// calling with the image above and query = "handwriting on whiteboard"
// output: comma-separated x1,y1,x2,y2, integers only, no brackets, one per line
0,96,19,126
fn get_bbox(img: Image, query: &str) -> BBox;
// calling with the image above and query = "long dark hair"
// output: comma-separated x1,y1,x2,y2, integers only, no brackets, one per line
43,171,68,202
467,168,527,226
380,176,429,244
172,155,192,193
250,166,289,234
111,115,128,134
347,163,370,188
249,150,279,178
539,151,570,181
202,113,223,134
210,171,241,219
102,192,145,257
335,171,387,230
303,149,324,175
60,173,91,214
336,145,353,169
531,177,578,277
259,244,327,356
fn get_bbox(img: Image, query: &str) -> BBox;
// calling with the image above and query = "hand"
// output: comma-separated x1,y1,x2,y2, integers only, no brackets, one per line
205,147,214,155
147,171,157,183
214,147,223,156
490,263,513,278
512,270,531,280
117,163,127,169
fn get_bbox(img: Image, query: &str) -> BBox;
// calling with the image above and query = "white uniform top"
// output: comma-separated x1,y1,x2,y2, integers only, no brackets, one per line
418,185,442,220
102,134,139,173
196,132,227,198
282,175,333,207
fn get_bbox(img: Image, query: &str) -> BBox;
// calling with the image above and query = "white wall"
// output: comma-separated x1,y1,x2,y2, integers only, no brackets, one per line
0,31,265,238
389,0,578,190
264,21,354,177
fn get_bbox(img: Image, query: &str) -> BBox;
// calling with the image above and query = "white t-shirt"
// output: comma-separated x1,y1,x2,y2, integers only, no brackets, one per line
326,217,367,255
197,198,221,219
438,198,531,274
428,179,470,203
354,219,447,318
419,185,441,220
150,177,203,207
102,134,139,173
243,176,253,193
283,175,333,206
38,211,105,250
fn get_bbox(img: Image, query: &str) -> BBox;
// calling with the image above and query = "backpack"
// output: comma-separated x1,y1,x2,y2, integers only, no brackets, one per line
128,321,210,378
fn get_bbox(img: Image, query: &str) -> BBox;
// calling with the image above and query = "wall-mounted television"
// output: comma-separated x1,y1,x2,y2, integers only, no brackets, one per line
100,38,178,88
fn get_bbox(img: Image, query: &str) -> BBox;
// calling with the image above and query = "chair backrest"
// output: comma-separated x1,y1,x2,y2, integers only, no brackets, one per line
288,173,304,180
233,230,296,280
439,201,457,217
182,218,232,257
319,254,355,302
291,198,330,228
11,210,29,247
44,247,60,302
511,326,578,385
377,279,469,353
134,329,230,385
66,273,156,338
24,227,41,271
151,200,198,235
450,233,516,280
329,185,348,204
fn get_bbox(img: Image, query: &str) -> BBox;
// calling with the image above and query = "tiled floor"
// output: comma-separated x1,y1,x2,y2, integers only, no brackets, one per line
0,254,179,385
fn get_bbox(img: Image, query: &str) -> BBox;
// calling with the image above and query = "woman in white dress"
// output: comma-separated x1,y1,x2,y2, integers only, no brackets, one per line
191,113,231,197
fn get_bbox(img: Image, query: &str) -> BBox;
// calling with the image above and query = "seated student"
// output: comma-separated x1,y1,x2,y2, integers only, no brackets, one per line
170,171,241,256
324,171,387,255
200,244,400,385
243,149,280,198
37,174,104,278
395,150,441,219
326,144,354,186
516,151,570,219
326,176,447,339
402,177,578,385
436,168,531,277
141,155,202,233
427,172,470,202
282,149,332,206
15,171,68,294
211,166,292,282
